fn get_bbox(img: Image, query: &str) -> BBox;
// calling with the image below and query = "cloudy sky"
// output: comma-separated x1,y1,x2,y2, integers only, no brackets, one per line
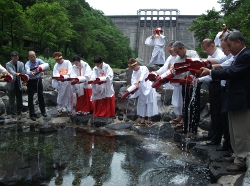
85,0,222,15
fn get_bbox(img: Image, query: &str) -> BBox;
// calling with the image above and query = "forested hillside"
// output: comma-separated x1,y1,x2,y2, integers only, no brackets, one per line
0,0,134,68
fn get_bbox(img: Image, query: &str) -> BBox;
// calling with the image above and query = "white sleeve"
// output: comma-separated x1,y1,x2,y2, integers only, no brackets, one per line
157,56,171,75
0,65,7,73
145,36,154,46
198,75,212,83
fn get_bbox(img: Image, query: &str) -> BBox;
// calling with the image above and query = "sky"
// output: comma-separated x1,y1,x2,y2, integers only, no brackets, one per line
85,0,222,15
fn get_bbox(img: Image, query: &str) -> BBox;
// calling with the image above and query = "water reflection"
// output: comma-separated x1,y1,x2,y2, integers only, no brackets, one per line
0,127,211,186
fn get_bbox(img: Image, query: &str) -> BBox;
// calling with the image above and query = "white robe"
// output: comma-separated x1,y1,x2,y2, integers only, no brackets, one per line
90,62,115,100
71,60,92,96
157,55,176,89
52,59,73,111
130,66,158,117
145,34,166,65
0,65,7,73
157,55,182,115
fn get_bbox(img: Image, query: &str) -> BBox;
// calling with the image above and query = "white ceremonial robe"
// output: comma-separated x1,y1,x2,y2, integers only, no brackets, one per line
157,55,182,115
0,65,7,73
71,60,92,96
90,62,115,100
52,59,73,111
145,34,166,65
130,66,158,117
157,55,176,89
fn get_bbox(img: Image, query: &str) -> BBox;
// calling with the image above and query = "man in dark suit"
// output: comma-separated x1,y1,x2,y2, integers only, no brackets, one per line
6,51,26,121
200,31,250,172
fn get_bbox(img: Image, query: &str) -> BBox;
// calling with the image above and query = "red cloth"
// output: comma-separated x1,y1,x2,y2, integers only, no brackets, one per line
93,94,115,118
75,88,94,112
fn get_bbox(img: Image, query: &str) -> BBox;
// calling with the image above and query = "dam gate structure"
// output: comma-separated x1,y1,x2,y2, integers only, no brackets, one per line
108,9,200,64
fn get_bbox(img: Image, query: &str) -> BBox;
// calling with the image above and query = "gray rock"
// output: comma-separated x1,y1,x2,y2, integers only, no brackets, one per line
43,90,58,106
160,88,173,105
113,81,127,97
105,122,134,130
70,115,91,126
0,82,7,92
90,117,114,127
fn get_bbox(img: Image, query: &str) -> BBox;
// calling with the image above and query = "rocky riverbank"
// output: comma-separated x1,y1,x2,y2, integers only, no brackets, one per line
1,106,249,186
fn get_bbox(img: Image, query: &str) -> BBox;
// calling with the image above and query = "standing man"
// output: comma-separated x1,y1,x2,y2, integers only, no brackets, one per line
155,41,183,125
200,31,250,172
172,41,200,137
90,56,115,118
6,51,26,120
197,39,226,145
145,28,166,66
214,23,231,50
25,51,48,121
52,52,73,116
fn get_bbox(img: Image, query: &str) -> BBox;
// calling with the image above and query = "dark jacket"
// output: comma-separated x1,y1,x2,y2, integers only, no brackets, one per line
212,48,250,111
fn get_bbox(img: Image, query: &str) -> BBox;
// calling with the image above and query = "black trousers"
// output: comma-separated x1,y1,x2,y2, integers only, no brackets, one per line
27,78,46,116
221,86,231,149
8,81,23,116
182,83,201,133
208,81,223,143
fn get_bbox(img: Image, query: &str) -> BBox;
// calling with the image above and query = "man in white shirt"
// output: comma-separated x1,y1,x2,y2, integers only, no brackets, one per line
198,39,227,146
172,41,200,137
214,23,230,50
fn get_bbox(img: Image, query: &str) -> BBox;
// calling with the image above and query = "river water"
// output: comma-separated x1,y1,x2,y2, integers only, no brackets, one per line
0,126,211,186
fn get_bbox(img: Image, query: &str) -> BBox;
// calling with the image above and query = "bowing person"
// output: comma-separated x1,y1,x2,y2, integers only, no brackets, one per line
70,55,93,115
52,52,73,116
127,58,158,126
90,56,115,118
25,51,48,121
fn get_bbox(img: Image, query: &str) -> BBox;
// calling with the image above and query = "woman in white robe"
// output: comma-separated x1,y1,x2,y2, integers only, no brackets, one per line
52,52,73,116
70,55,93,115
128,58,158,125
90,56,115,118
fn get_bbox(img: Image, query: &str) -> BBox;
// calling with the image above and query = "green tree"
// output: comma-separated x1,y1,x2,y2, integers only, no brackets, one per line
25,2,73,54
219,0,250,47
0,0,26,48
188,8,223,57
0,0,27,63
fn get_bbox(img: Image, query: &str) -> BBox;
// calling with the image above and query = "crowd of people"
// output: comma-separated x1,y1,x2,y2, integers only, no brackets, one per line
1,51,116,121
1,24,249,173
144,25,250,173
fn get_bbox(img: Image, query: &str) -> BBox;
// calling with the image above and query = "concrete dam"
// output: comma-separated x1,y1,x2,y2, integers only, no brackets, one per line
108,9,200,64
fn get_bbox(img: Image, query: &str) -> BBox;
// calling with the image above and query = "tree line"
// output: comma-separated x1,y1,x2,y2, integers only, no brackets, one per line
0,0,134,68
188,0,250,57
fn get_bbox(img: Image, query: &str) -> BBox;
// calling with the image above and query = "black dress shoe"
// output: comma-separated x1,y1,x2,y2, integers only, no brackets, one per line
216,146,229,151
206,141,220,145
30,116,36,121
42,112,48,117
